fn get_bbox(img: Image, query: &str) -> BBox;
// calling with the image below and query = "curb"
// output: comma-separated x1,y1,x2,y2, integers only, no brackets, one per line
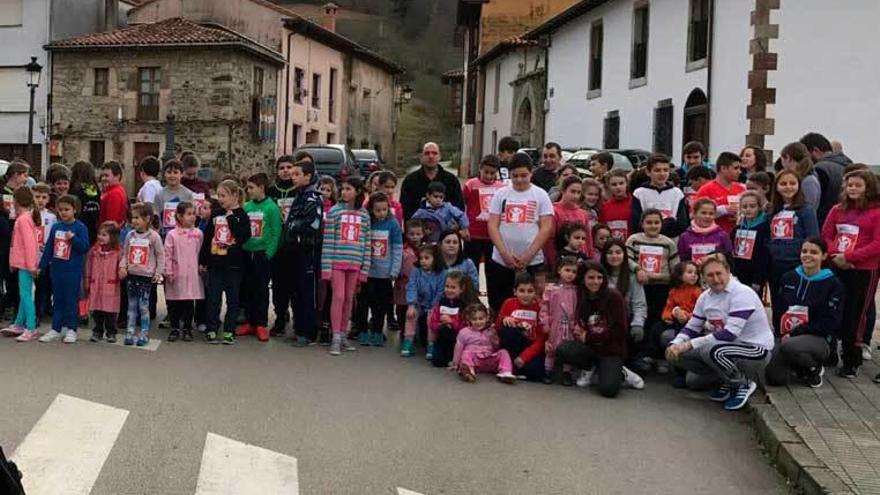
749,391,855,495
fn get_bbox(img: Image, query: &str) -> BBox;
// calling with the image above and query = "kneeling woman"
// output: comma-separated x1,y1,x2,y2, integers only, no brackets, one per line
554,261,632,398
765,238,844,388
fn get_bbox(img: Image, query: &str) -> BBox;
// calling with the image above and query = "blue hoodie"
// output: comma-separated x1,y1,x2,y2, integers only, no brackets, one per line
411,199,469,242
778,266,844,341
767,206,819,264
405,268,446,313
39,220,90,274
730,212,771,289
367,216,403,279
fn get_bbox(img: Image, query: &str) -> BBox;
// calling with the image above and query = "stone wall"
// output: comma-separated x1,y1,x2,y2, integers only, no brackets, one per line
346,57,396,166
51,48,278,191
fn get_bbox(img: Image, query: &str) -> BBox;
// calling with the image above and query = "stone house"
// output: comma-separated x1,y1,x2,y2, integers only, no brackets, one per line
46,17,285,191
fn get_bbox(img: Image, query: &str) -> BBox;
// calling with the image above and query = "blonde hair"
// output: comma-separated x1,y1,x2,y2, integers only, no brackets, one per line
218,179,244,206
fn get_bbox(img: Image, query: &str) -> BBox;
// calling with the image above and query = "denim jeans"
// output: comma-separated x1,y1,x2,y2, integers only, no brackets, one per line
126,275,153,339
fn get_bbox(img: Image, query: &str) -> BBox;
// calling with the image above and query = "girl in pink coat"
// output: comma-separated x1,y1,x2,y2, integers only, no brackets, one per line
540,257,580,383
85,221,122,342
1,188,42,342
452,303,516,384
164,202,204,342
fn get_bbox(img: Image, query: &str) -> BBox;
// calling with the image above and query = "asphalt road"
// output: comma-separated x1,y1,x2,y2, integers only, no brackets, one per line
0,327,787,495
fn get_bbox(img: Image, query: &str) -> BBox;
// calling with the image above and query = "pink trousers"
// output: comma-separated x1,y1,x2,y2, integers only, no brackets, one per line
459,349,513,374
330,269,359,335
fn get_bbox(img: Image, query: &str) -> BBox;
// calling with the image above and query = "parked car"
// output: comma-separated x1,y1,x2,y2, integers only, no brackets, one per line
296,144,359,180
352,149,383,176
517,147,541,166
606,149,651,168
565,150,635,177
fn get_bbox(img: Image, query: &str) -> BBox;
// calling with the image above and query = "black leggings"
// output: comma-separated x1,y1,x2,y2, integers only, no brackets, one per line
555,341,624,398
486,259,544,313
92,310,117,337
431,324,457,368
836,268,879,369
498,326,545,381
168,300,195,330
766,334,830,386
364,277,393,334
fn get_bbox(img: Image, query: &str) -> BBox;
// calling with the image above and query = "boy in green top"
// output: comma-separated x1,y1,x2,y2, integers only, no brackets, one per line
237,172,282,342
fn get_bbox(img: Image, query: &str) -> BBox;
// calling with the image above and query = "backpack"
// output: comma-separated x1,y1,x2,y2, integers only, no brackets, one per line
0,446,25,495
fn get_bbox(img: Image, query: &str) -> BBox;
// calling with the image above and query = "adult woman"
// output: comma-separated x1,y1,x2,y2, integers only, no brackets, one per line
765,238,844,387
547,164,579,202
666,255,774,411
554,261,636,398
780,142,820,213
70,160,102,244
438,229,479,288
820,169,880,378
739,145,768,182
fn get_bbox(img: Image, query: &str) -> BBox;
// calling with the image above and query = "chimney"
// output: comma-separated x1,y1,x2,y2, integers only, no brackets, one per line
322,3,338,33
104,0,119,31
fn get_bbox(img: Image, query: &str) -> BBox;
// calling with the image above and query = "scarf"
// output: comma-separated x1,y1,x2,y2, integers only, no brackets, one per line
740,211,768,229
689,220,719,235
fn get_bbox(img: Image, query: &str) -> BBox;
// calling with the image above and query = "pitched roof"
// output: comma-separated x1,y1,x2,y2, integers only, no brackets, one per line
46,17,286,65
473,35,541,66
441,68,464,82
130,0,301,18
525,0,612,38
284,17,404,75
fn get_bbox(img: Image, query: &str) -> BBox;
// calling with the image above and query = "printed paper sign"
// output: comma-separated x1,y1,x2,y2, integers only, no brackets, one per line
3,194,13,219
835,224,859,254
249,211,264,238
371,229,389,257
684,187,697,210
340,214,362,243
277,198,293,222
36,225,46,246
439,305,460,316
608,220,628,241
192,193,206,213
127,237,150,267
706,309,724,333
213,216,231,246
53,231,71,261
647,201,673,219
638,245,664,274
727,195,741,208
477,187,497,220
510,309,537,326
780,305,809,336
734,230,757,260
163,203,177,229
770,211,795,240
691,243,716,264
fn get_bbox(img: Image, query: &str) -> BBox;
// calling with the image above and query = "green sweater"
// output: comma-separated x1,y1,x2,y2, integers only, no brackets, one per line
243,197,282,258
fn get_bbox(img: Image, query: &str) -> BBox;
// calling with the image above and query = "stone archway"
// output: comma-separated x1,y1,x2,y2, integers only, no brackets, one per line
515,98,533,147
683,88,708,148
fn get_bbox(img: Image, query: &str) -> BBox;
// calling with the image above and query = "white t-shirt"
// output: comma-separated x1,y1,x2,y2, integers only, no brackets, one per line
488,185,553,267
137,178,162,207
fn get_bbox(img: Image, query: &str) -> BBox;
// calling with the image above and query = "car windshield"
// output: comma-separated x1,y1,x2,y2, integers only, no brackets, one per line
303,148,345,175
353,150,377,161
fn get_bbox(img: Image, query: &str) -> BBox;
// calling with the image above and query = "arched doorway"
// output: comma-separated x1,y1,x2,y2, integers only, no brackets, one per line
682,88,708,147
515,98,533,147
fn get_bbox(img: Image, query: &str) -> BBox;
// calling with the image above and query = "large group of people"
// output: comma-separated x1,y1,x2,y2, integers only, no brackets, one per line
0,130,877,411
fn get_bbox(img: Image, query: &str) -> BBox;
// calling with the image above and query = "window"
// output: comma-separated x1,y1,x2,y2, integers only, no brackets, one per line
631,4,649,82
491,130,497,157
329,68,338,123
493,63,501,114
253,67,264,97
653,100,673,156
292,124,301,148
311,73,321,108
588,21,603,94
293,68,305,104
89,140,105,167
327,132,336,144
137,67,160,121
0,0,23,27
93,68,109,96
688,0,710,64
603,110,619,149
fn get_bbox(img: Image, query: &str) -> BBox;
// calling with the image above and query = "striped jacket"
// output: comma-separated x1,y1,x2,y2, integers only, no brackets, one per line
320,204,371,281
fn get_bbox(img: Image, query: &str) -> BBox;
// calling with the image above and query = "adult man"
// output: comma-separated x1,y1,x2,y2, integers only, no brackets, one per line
589,151,614,184
676,141,713,186
400,142,463,220
799,132,853,225
180,152,210,195
666,256,774,411
695,152,745,234
531,142,563,192
496,136,520,182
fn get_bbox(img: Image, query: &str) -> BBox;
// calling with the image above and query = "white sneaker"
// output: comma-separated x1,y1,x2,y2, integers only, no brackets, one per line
496,371,517,384
576,369,593,387
623,366,645,390
862,345,872,361
63,329,77,344
39,329,63,343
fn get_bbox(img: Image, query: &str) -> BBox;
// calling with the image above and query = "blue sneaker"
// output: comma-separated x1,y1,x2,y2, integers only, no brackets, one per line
358,332,371,346
371,332,385,347
709,384,731,402
124,336,134,346
426,343,435,360
136,337,148,347
400,338,414,357
723,381,757,411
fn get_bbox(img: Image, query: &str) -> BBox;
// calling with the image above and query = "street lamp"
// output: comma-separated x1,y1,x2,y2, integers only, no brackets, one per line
24,56,42,167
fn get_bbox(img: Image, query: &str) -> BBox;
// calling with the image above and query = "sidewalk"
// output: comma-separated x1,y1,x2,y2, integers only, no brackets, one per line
752,349,880,495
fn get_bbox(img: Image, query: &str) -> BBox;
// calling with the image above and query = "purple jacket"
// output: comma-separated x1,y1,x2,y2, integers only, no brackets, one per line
678,225,733,263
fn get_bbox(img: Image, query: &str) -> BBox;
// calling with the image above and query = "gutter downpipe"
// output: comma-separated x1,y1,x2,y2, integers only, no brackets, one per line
284,30,294,154
705,0,715,154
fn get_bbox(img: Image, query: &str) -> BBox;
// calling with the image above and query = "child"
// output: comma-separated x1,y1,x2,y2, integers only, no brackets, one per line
1,188,42,341
85,222,122,343
462,155,504,269
556,222,591,265
47,165,70,212
194,197,220,334
37,195,90,344
395,220,424,348
496,272,547,382
746,171,772,200
267,155,297,334
599,169,633,241
238,173,282,342
731,191,771,294
155,160,194,234
768,170,819,333
412,181,469,242
98,161,128,228
452,303,516,384
136,156,162,209
32,183,56,321
581,178,601,226
321,176,371,356
592,223,612,254
694,152,746,235
315,176,337,343
427,270,478,366
362,192,403,346
602,240,647,351
678,198,733,264
164,202,204,342
651,261,702,374
631,154,689,238
200,180,252,344
403,243,445,357
821,169,880,378
685,165,713,212
625,209,680,362
375,171,404,224
546,176,594,268
118,203,165,346
317,175,337,215
540,257,580,384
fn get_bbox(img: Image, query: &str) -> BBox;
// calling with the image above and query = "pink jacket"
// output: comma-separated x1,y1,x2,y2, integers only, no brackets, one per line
164,227,204,300
540,282,578,352
452,325,500,367
393,244,417,306
821,204,880,270
10,212,38,271
544,202,594,268
85,246,121,313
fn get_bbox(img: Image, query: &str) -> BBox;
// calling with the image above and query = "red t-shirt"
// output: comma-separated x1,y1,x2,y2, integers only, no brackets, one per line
99,183,129,227
496,297,545,364
462,177,505,240
696,180,745,234
599,196,633,242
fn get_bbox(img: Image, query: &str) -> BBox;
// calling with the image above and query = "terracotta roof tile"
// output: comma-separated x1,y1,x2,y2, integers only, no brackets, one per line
48,17,243,47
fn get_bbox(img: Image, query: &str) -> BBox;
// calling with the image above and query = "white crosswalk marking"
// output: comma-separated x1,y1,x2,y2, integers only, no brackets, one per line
11,394,129,495
195,433,299,494
398,488,426,495
75,331,162,351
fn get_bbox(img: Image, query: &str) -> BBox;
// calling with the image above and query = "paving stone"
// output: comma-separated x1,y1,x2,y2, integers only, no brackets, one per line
799,467,855,495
